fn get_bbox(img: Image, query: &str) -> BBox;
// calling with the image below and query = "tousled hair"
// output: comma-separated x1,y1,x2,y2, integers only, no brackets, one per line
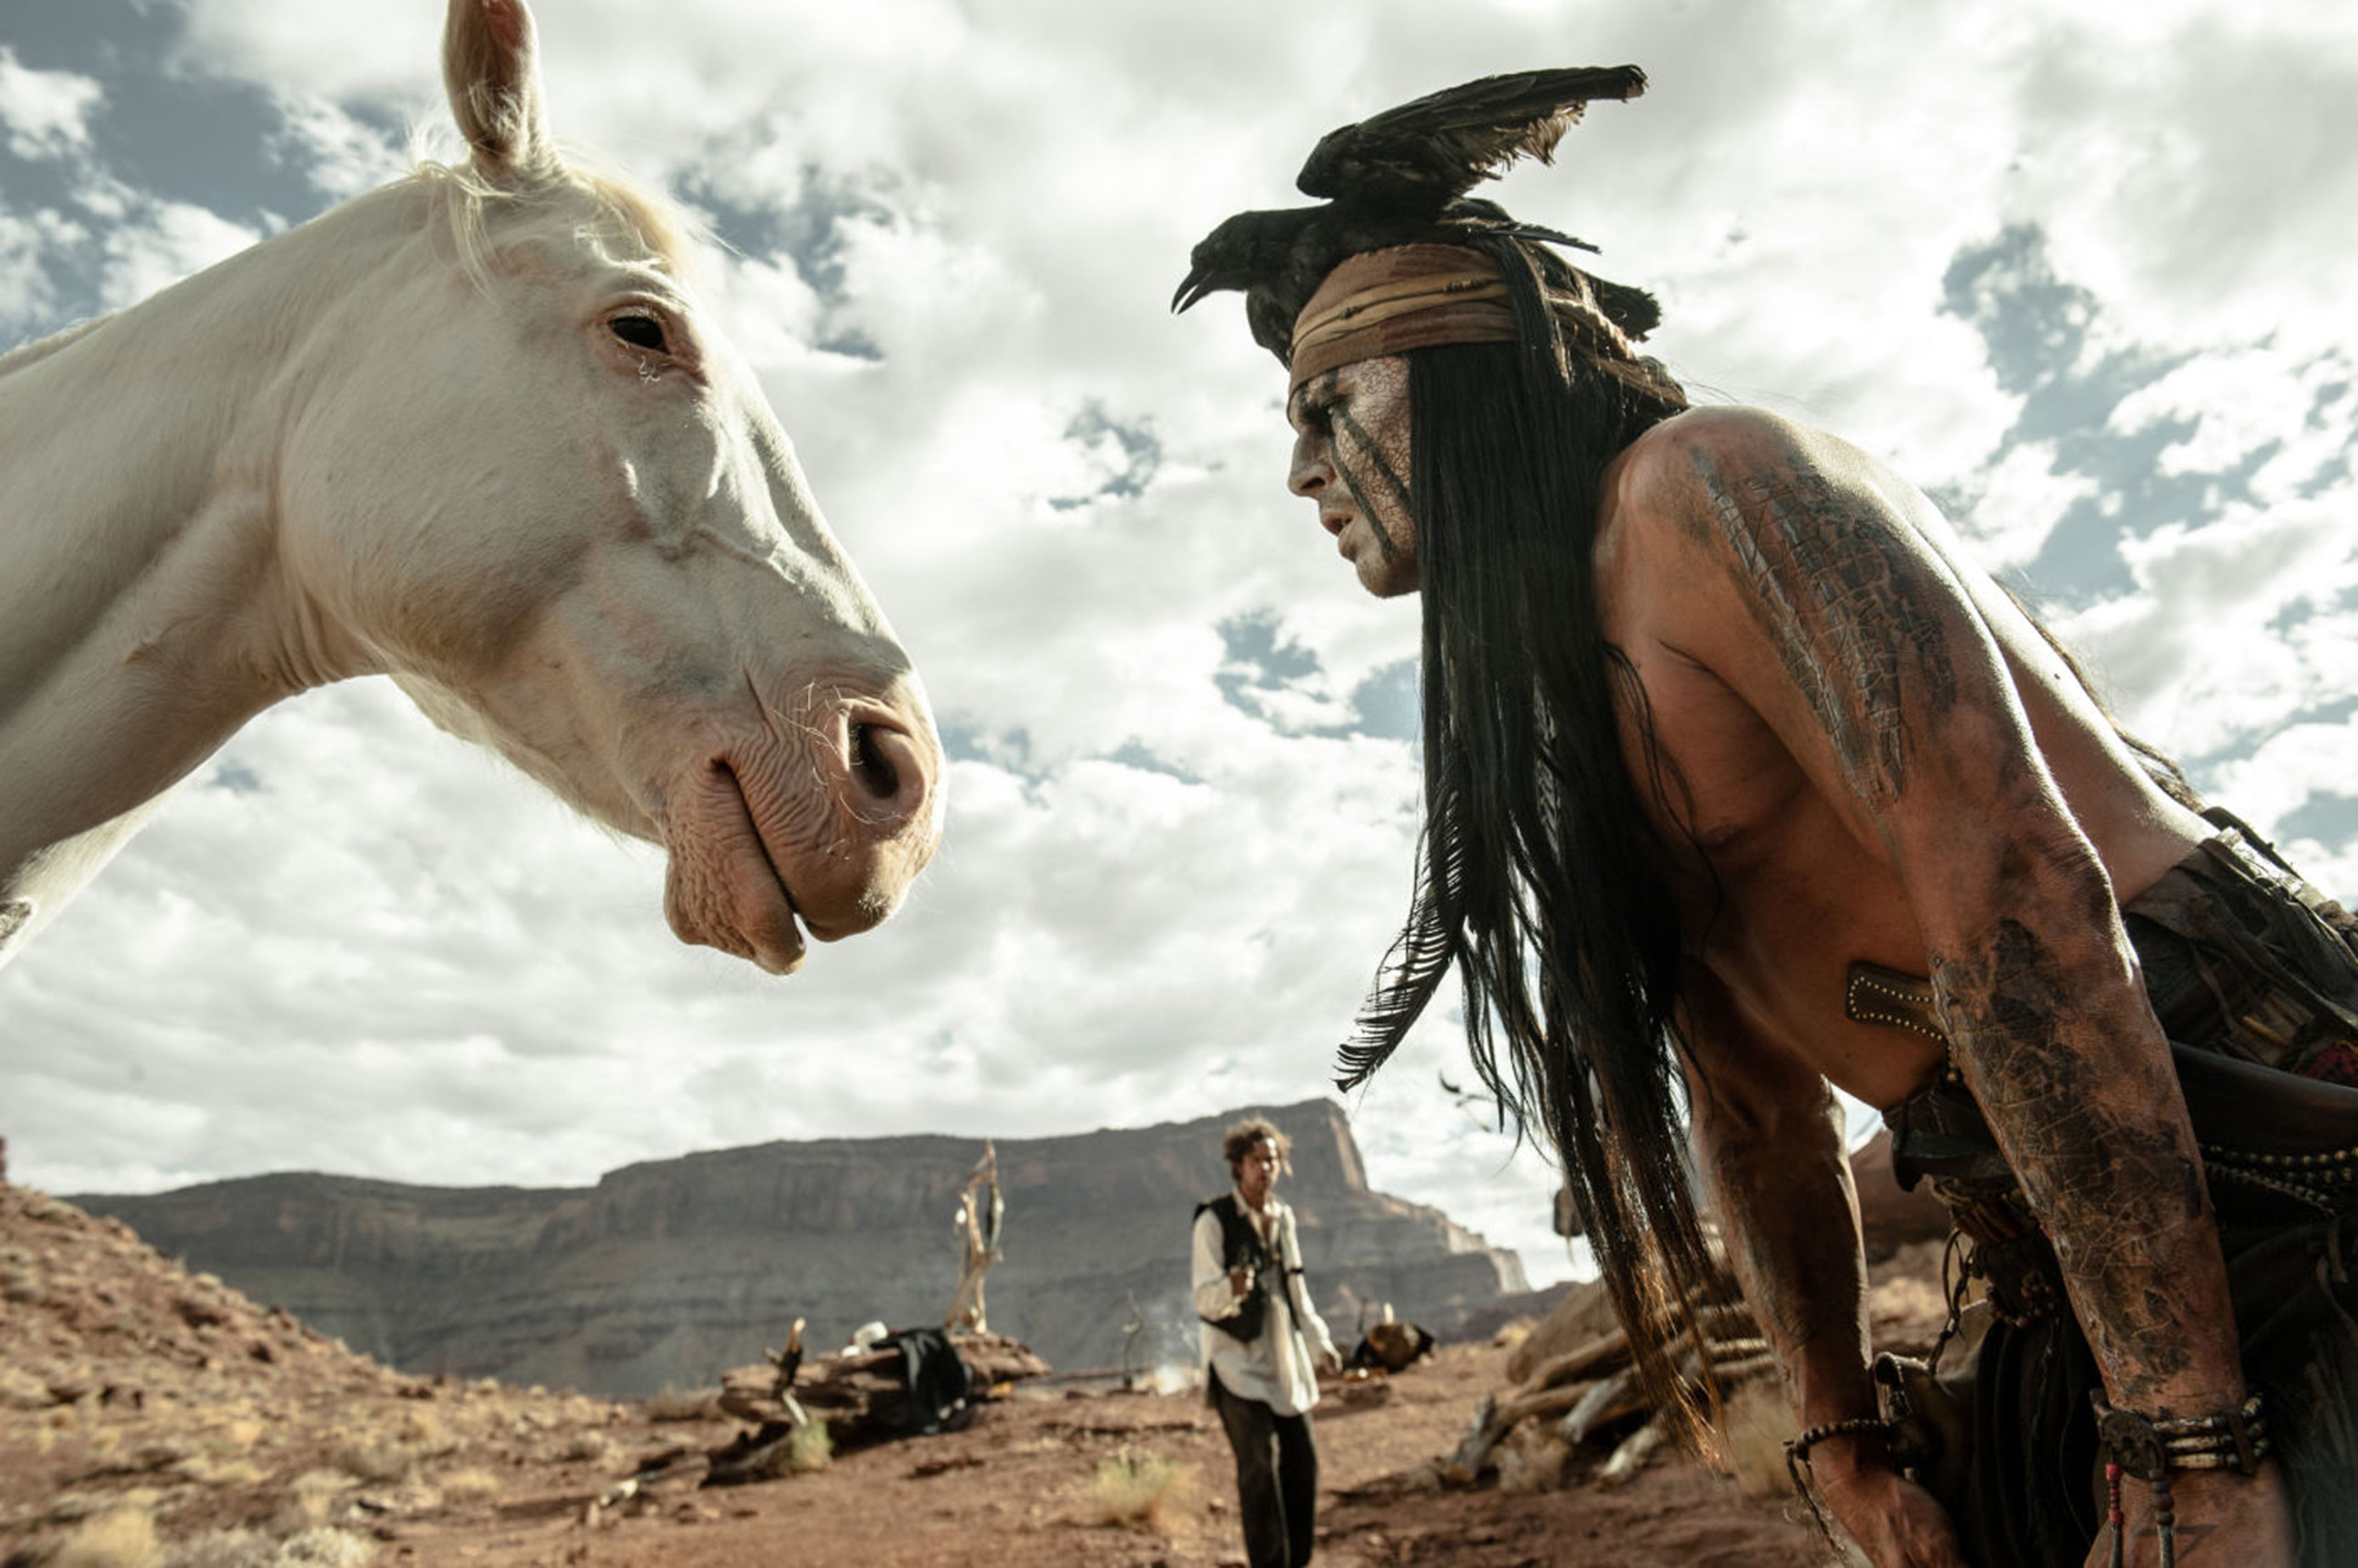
1223,1117,1292,1177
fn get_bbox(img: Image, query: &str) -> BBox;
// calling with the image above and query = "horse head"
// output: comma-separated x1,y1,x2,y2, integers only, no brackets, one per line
271,0,942,974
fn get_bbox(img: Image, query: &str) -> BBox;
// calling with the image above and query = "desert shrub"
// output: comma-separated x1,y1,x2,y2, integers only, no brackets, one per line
395,1406,456,1456
556,1429,615,1465
46,1506,162,1568
273,1531,376,1567
328,1436,417,1485
1,1367,50,1409
1086,1448,1196,1534
269,1470,353,1535
437,1468,505,1504
733,1418,833,1481
1715,1378,1799,1500
172,1456,267,1489
165,1528,377,1568
200,1414,267,1454
556,1394,613,1428
160,1529,271,1568
784,1420,831,1475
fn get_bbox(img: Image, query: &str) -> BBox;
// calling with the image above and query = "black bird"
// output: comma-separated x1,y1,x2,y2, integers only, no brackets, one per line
1173,65,1650,364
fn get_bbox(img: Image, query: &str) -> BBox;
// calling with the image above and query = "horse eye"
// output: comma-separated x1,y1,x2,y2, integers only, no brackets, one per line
609,314,667,353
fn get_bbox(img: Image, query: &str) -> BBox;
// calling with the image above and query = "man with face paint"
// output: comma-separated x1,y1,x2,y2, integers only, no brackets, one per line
1179,71,2358,1568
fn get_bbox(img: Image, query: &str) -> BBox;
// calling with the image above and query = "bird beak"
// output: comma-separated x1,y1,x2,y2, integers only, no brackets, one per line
1171,269,1212,314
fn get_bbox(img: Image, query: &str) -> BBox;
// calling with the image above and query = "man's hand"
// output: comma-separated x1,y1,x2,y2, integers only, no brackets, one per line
1227,1264,1254,1299
2084,1464,2295,1568
1814,1463,1971,1568
1317,1347,1344,1376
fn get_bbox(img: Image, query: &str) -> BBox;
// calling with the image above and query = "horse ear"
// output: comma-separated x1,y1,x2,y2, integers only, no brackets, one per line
443,0,551,179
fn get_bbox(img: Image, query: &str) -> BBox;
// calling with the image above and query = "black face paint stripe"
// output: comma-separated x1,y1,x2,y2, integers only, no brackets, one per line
1332,398,1411,563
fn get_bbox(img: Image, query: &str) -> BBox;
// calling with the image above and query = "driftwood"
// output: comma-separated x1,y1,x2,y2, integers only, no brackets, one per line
945,1332,1051,1388
1512,1302,1758,1401
717,1330,1049,1447
1595,1417,1668,1489
944,1141,1004,1333
1458,1208,1955,1498
1442,1290,1779,1487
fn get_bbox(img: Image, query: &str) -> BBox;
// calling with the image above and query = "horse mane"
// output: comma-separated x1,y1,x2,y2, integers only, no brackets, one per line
411,139,712,291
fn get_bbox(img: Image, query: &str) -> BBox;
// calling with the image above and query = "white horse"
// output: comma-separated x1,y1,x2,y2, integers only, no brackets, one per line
0,0,941,978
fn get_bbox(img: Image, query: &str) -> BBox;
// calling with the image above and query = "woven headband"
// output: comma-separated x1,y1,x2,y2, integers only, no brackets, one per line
1288,245,1519,392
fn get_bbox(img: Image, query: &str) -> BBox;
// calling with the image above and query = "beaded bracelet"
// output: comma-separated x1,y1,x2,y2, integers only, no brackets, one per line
1785,1415,1893,1466
1783,1415,1896,1540
2091,1392,2269,1568
2092,1391,2269,1479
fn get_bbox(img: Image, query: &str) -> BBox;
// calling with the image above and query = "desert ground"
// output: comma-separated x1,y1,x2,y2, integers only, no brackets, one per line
2,1176,1939,1567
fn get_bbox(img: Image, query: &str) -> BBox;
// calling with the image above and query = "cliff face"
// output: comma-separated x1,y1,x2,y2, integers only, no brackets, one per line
73,1100,1527,1397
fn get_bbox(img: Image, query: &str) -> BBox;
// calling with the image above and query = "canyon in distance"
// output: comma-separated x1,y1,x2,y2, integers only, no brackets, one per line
67,1099,1542,1397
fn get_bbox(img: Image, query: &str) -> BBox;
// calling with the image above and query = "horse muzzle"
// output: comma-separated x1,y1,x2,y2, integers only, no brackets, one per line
660,678,942,973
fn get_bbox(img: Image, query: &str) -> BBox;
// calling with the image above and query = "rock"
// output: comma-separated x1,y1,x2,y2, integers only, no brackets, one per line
174,1296,228,1329
70,1101,1531,1400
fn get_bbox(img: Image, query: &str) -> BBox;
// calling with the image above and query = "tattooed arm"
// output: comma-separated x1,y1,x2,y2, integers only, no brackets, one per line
1681,964,1968,1568
1615,407,2290,1563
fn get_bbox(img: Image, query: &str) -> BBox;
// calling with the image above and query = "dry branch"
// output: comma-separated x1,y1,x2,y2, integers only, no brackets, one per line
1509,1301,1758,1401
1444,1299,1779,1486
1595,1417,1668,1489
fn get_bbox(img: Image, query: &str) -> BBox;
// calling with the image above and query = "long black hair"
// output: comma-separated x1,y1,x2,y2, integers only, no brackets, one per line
1334,278,1720,1432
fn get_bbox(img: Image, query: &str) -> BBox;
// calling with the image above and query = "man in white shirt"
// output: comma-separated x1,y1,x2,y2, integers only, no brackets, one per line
1193,1116,1342,1568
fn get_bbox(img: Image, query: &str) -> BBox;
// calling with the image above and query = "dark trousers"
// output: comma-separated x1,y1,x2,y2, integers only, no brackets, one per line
1209,1370,1318,1568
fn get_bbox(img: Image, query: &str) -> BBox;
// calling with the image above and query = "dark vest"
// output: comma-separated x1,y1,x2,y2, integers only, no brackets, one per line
1196,1193,1298,1344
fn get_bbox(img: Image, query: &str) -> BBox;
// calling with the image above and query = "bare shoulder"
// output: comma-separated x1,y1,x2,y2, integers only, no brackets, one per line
1597,406,1960,617
1607,406,1934,539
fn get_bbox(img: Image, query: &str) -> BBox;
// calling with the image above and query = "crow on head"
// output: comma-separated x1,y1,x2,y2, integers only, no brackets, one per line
1172,65,1655,366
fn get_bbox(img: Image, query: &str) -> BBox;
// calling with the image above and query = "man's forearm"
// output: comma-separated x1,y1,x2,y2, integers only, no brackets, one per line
1695,1091,1880,1439
1931,900,2245,1418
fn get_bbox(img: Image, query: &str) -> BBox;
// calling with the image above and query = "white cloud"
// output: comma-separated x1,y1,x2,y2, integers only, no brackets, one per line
3,0,2356,1302
0,211,63,334
98,199,264,309
2059,488,2358,760
2204,722,2358,849
0,48,104,161
1948,438,2097,573
267,92,417,200
2112,345,2358,505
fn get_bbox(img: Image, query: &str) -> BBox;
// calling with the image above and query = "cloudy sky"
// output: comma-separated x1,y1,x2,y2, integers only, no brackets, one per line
2,0,2354,1293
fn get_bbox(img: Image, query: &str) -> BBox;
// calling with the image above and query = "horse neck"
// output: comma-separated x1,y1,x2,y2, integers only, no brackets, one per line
0,181,437,941
0,178,438,663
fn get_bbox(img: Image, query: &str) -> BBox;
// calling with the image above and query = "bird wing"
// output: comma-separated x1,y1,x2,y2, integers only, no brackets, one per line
1295,65,1647,206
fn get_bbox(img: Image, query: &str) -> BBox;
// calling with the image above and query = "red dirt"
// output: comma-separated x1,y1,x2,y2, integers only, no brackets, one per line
1,1180,1854,1567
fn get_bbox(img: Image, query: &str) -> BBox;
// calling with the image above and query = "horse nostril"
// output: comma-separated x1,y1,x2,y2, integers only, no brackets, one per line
839,706,938,848
848,722,899,802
